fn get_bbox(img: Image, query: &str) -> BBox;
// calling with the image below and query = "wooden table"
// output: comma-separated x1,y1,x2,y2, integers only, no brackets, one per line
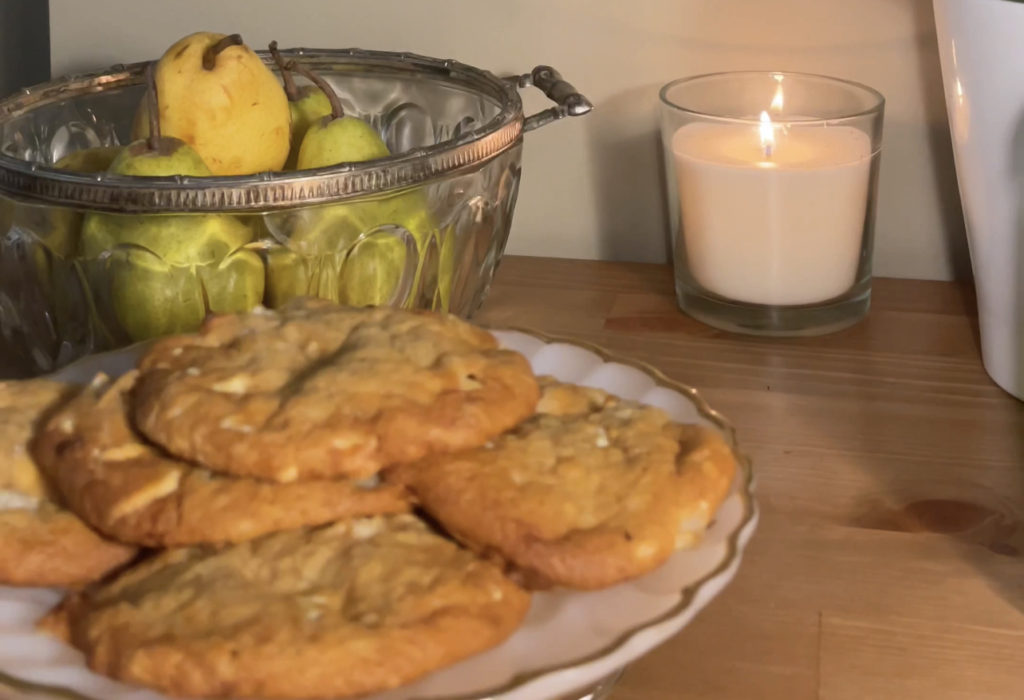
475,257,1024,700
0,255,1019,698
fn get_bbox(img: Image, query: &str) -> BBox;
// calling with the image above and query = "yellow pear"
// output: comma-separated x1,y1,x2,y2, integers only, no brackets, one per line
134,32,290,175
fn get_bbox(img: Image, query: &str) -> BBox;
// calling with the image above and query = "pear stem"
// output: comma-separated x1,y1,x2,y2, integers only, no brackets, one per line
268,41,300,102
145,62,161,150
203,33,243,70
285,60,344,119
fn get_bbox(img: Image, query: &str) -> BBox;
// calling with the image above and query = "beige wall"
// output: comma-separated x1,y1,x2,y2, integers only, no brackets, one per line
49,0,968,280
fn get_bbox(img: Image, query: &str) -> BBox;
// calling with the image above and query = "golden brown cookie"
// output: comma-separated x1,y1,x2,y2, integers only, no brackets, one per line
132,299,540,482
32,372,410,547
63,515,530,699
0,505,137,587
390,381,737,590
0,379,136,587
0,379,74,500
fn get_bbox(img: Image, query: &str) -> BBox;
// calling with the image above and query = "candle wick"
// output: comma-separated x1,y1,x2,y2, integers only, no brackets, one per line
764,143,773,160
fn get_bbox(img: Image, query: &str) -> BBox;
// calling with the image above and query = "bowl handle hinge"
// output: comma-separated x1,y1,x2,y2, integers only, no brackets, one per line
511,66,593,132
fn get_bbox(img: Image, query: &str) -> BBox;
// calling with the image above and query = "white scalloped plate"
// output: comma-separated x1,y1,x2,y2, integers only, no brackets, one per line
0,329,757,700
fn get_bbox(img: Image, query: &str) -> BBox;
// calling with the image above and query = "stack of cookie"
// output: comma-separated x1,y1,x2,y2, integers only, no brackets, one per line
0,380,136,587
0,298,736,699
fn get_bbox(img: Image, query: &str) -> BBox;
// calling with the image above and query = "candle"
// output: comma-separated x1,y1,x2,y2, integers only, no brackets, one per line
671,115,873,306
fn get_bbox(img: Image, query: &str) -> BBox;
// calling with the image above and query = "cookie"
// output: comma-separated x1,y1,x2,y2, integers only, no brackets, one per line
63,515,530,699
132,300,539,482
390,380,737,590
0,379,74,500
0,379,136,587
32,372,410,547
0,505,137,587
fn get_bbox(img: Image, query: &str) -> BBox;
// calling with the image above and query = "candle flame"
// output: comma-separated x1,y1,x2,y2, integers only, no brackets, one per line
759,110,775,159
770,74,784,112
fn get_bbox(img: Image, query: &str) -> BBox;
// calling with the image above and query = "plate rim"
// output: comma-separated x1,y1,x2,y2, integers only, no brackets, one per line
0,325,757,700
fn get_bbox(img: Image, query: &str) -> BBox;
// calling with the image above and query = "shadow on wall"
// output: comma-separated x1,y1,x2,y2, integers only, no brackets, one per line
585,84,671,264
910,0,971,280
0,0,50,97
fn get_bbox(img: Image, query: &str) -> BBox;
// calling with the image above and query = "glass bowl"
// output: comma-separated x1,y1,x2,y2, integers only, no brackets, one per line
0,48,591,373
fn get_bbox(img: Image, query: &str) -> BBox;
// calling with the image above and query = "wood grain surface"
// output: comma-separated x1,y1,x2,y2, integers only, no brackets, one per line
475,256,1024,700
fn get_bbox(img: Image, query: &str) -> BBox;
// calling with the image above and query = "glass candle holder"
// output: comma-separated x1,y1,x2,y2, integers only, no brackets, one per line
660,71,884,336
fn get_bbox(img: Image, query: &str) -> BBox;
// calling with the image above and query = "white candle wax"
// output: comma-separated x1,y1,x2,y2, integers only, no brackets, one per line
672,121,873,306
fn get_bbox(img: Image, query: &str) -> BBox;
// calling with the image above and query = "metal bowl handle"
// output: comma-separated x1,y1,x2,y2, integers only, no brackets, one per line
511,66,593,132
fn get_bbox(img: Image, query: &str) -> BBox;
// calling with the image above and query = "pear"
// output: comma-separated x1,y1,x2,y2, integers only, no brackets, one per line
199,249,266,315
16,146,123,261
106,247,207,342
54,145,122,173
338,230,416,307
262,244,310,308
83,65,263,342
101,138,209,179
268,41,333,170
269,60,439,308
133,32,290,175
80,138,251,264
295,115,391,170
50,146,122,259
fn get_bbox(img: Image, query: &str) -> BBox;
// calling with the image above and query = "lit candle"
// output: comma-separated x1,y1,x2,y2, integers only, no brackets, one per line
671,108,873,306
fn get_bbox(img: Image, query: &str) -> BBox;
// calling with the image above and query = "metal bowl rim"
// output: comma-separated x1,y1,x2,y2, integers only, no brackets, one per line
0,47,525,213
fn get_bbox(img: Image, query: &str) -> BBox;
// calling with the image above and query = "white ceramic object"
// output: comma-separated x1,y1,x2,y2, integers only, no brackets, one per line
0,330,757,700
933,0,1024,400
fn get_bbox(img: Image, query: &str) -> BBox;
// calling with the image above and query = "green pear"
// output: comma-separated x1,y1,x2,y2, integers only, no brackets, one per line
279,188,435,308
18,146,123,263
54,145,122,173
296,115,391,170
263,244,311,308
103,135,210,178
198,248,266,314
309,252,345,303
80,65,264,341
269,41,334,170
107,247,206,342
273,59,437,308
338,231,412,307
288,89,333,162
81,208,253,266
50,145,122,257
